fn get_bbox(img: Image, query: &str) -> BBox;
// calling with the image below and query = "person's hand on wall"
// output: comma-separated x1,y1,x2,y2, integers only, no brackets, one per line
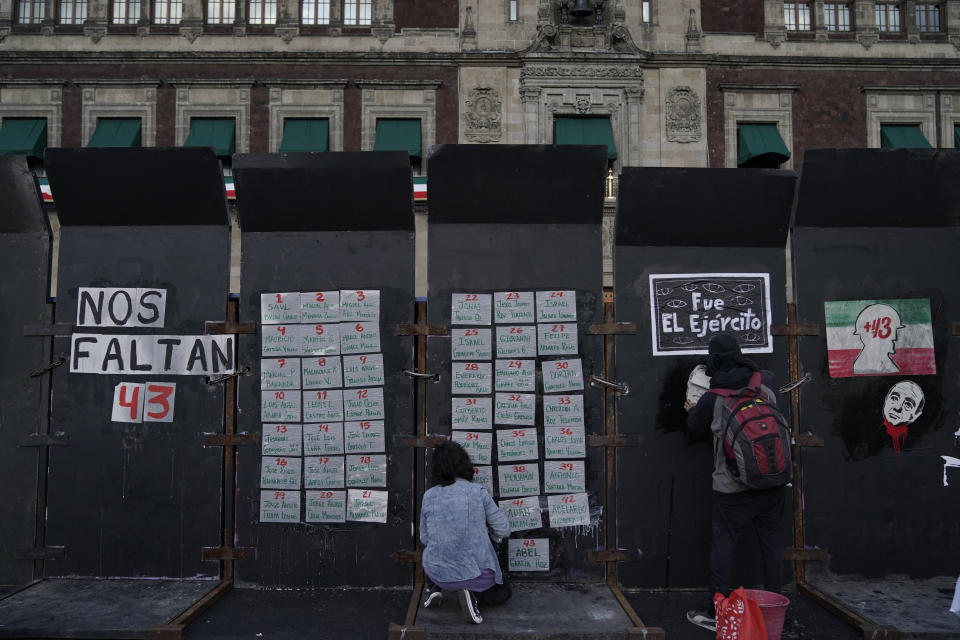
683,400,695,412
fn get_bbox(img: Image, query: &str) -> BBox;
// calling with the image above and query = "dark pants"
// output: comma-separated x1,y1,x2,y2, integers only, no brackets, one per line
709,486,785,608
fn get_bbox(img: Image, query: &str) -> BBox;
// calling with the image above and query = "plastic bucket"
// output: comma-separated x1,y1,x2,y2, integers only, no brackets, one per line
744,589,790,640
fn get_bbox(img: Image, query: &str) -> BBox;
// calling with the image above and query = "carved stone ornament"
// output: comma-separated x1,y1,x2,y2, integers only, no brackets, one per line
521,64,643,79
464,86,502,143
574,95,592,114
665,86,701,143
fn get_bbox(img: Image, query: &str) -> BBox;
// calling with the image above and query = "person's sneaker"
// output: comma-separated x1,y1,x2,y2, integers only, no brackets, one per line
686,609,716,632
422,585,443,608
458,589,483,624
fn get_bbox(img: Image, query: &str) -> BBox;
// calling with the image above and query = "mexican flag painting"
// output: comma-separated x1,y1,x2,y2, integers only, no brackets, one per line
824,298,935,378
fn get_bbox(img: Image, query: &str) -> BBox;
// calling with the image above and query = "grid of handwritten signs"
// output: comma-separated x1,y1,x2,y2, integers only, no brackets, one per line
259,290,388,525
450,291,591,559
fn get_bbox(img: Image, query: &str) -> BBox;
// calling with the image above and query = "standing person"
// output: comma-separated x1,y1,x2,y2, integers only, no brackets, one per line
420,440,511,624
683,332,789,632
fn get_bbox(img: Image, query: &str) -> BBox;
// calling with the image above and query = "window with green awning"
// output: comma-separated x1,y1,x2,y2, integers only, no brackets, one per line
279,118,329,152
955,124,960,149
87,118,142,147
0,118,47,158
374,119,421,158
737,123,791,168
184,118,236,157
553,117,617,161
880,124,932,149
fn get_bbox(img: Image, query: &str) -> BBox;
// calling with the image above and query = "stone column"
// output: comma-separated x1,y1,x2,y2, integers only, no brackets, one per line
763,0,786,47
520,86,541,145
178,0,202,40
233,0,245,35
137,0,150,36
855,0,878,47
371,0,395,43
41,0,55,35
813,0,827,40
904,0,919,42
0,0,10,41
948,0,960,49
84,0,109,42
275,0,299,41
624,85,643,168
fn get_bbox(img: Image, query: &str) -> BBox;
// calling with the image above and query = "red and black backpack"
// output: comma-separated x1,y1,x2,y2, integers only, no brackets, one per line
711,372,792,489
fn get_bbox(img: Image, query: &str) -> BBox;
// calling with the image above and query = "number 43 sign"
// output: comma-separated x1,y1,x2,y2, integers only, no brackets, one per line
112,382,176,423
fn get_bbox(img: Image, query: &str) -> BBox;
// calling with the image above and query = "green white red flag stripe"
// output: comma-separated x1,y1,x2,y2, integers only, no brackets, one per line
414,177,427,201
824,298,935,378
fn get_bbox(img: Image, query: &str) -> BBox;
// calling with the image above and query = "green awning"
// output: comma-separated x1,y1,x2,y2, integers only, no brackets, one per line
87,118,142,148
553,117,617,160
374,119,421,158
0,118,47,158
279,118,329,153
880,124,932,149
184,118,236,157
737,123,791,167
955,124,960,148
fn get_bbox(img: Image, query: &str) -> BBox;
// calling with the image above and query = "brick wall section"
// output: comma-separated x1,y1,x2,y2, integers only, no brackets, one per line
394,0,458,30
3,62,458,153
250,85,270,153
61,85,82,147
700,0,763,34
707,67,960,168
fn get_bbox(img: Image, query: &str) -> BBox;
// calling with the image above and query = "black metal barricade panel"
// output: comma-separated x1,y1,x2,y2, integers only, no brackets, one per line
613,167,795,588
426,145,607,582
233,152,415,588
793,149,960,577
0,157,50,588
43,148,229,578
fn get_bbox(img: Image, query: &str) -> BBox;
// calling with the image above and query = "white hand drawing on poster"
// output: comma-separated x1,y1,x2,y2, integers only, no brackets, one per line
853,304,905,375
881,380,924,465
942,456,960,487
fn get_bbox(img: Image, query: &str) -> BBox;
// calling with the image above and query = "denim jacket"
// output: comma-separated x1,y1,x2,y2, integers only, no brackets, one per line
420,478,511,584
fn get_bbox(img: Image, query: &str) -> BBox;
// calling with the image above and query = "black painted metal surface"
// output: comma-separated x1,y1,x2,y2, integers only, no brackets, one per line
613,166,795,588
793,149,960,578
0,157,50,588
233,152,416,588
44,149,229,578
426,145,608,583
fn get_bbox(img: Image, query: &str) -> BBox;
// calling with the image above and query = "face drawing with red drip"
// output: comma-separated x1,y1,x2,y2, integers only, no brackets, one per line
883,381,924,426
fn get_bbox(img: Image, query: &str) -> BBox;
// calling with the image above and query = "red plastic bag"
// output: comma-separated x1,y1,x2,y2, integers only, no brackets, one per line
714,588,768,640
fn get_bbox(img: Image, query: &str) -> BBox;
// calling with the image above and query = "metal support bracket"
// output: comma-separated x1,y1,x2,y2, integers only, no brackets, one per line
401,369,439,382
395,323,448,337
795,434,824,448
387,623,426,640
397,434,448,448
783,548,828,561
15,546,65,560
205,366,250,386
392,549,420,564
28,354,66,378
19,432,69,447
771,322,821,337
587,321,637,335
23,323,73,337
201,547,255,561
589,375,629,396
204,320,255,335
589,434,637,447
203,432,260,447
626,627,667,639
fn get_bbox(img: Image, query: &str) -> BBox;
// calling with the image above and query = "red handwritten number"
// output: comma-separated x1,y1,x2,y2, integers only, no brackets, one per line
512,499,525,506
357,389,368,399
274,491,286,500
278,358,286,368
562,495,576,504
145,384,173,420
317,357,327,366
355,323,365,333
276,458,287,467
865,316,893,339
465,329,479,336
362,490,372,498
509,327,524,334
465,294,478,301
277,326,286,336
317,391,327,400
523,539,535,547
512,430,526,437
360,421,371,430
318,457,329,464
360,456,371,464
508,394,521,401
315,292,325,302
356,291,366,302
558,396,571,405
318,424,329,432
315,325,324,335
466,398,477,406
359,356,367,364
465,363,479,371
275,391,285,400
551,291,564,298
509,360,522,369
275,294,283,304
560,463,574,471
555,361,569,370
513,465,525,473
118,384,140,420
319,491,333,498
466,432,478,440
276,424,288,433
506,292,519,300
551,324,565,333
560,427,573,435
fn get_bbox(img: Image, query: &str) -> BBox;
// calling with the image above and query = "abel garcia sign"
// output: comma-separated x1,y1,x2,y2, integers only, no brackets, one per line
649,273,773,356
